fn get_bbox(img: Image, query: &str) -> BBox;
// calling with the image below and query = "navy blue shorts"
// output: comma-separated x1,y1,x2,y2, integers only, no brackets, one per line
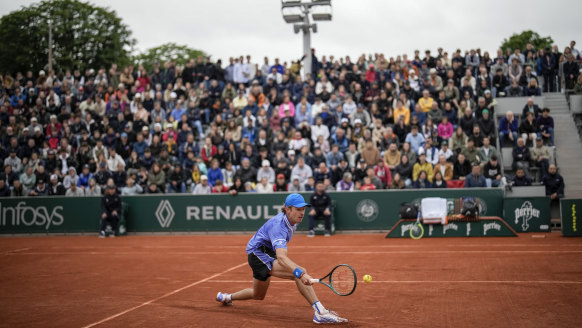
248,245,277,281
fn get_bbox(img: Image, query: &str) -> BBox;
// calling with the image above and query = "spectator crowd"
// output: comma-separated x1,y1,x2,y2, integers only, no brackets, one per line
1,42,577,200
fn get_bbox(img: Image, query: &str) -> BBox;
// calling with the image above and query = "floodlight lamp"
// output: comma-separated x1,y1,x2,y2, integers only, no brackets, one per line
282,6,304,23
312,13,332,21
283,14,304,23
311,2,332,21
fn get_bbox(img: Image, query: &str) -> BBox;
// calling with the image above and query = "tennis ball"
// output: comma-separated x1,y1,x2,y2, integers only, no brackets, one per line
363,274,372,283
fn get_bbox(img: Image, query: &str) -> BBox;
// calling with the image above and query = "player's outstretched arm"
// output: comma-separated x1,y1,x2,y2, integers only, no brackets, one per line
274,248,313,285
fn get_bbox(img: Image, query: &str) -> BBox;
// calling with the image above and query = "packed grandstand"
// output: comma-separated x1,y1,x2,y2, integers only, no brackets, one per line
1,44,579,198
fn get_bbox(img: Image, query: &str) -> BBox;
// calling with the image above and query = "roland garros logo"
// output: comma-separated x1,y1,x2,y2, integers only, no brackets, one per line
514,201,540,231
156,200,175,228
356,199,379,222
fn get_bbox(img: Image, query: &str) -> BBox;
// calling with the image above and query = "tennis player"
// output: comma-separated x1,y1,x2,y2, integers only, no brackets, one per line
216,193,348,324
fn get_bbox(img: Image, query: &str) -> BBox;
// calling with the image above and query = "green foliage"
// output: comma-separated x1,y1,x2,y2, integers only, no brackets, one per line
500,30,553,52
0,0,135,75
132,43,206,72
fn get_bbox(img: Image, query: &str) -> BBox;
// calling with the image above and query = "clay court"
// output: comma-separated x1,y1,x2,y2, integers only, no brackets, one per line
1,233,582,328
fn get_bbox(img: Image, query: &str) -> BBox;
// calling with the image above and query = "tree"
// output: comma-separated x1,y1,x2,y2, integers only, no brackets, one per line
132,43,206,72
0,0,135,75
500,30,553,52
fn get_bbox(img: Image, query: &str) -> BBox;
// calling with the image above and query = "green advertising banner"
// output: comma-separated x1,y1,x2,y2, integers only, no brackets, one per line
0,197,100,233
0,188,504,234
561,198,582,236
322,188,504,231
386,219,517,238
503,197,551,232
122,188,504,232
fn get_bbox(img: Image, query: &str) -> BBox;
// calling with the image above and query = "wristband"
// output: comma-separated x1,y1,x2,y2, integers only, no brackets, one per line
293,267,305,279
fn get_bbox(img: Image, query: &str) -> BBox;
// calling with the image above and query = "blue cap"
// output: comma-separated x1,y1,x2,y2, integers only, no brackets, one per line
284,193,311,208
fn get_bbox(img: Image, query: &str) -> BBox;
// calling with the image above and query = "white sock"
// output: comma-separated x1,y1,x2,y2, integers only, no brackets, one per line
226,294,232,302
312,301,326,314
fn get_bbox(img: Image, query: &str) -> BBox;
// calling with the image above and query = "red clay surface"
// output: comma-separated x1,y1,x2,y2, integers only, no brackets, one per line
1,233,582,328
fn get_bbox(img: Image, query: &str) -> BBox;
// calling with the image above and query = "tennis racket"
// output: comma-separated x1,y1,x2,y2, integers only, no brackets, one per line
410,211,424,240
309,264,357,296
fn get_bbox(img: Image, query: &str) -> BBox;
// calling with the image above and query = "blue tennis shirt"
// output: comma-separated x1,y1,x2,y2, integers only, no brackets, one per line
246,212,297,270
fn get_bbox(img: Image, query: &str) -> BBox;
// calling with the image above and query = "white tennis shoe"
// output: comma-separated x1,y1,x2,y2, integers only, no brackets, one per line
216,292,232,305
313,309,348,324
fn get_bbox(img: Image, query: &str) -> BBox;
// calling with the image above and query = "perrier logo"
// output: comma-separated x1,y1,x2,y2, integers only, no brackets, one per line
514,201,540,231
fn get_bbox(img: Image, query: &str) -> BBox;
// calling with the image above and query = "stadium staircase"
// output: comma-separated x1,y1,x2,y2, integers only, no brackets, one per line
545,93,582,199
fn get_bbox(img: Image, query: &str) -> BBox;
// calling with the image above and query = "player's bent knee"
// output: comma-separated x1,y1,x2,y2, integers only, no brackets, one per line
252,293,266,300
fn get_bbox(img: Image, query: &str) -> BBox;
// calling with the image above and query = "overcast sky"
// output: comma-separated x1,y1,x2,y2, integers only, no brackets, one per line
1,0,581,66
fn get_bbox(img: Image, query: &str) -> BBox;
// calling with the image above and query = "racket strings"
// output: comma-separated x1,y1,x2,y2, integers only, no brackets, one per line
330,266,356,295
410,223,424,239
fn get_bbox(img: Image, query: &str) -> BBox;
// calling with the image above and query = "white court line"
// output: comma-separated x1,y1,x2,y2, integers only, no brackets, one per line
81,262,247,328
10,250,582,256
1,247,31,255
206,280,582,284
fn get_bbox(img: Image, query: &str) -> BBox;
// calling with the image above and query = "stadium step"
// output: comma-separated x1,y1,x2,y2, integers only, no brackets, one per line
544,92,569,108
551,93,582,198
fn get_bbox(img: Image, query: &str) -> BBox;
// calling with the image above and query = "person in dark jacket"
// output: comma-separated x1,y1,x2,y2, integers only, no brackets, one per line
432,171,448,188
522,98,541,118
270,132,289,156
477,109,495,142
512,168,532,187
512,138,531,173
11,179,25,197
234,158,257,183
459,107,476,136
492,68,509,97
56,148,77,175
563,54,579,90
1,165,18,187
499,111,518,147
273,173,288,192
94,162,112,189
413,170,432,189
465,163,487,188
483,155,504,187
536,107,554,146
542,164,565,200
28,179,49,196
331,158,350,186
314,162,332,183
168,165,187,193
518,112,538,146
0,178,11,197
540,48,556,92
394,155,414,187
228,177,245,195
48,174,66,196
353,158,368,183
308,181,332,237
453,153,471,180
100,184,121,237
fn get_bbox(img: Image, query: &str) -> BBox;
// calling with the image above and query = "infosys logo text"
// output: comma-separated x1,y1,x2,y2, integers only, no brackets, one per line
0,202,64,230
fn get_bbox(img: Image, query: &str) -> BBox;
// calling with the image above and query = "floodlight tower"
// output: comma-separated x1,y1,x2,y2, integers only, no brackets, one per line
281,0,332,79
